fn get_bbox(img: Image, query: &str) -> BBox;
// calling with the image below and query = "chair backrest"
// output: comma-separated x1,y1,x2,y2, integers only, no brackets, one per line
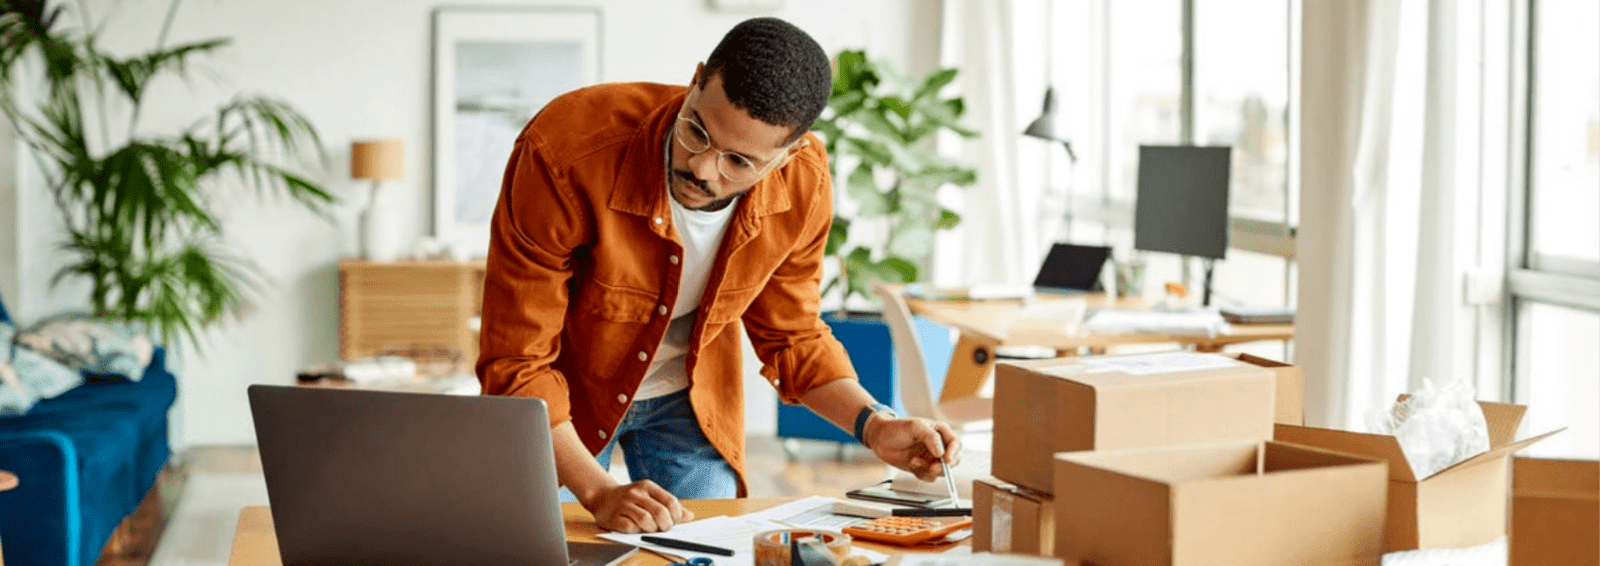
872,282,945,422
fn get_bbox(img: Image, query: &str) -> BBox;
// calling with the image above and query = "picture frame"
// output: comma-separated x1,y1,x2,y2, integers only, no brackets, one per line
432,7,602,255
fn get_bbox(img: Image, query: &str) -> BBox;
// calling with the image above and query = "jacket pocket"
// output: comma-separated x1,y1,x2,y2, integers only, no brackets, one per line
578,282,657,323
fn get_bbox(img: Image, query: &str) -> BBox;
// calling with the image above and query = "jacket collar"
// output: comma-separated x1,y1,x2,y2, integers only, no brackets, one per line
607,88,793,226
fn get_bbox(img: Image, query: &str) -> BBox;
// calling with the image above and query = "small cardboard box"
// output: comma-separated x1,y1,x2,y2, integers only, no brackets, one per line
993,352,1277,494
974,477,1054,556
1511,457,1598,566
1053,440,1388,566
1220,352,1304,425
1274,401,1561,552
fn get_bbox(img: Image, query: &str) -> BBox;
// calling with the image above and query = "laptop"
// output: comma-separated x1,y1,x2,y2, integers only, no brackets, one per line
1032,243,1112,294
248,385,637,566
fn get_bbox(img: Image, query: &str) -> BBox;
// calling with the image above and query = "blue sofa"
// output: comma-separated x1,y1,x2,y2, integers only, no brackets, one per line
0,296,177,566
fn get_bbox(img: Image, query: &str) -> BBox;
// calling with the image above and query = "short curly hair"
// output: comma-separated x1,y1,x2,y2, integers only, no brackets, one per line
701,17,832,145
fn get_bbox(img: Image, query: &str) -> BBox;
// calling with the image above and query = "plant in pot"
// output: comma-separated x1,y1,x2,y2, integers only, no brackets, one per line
775,49,978,444
0,0,335,350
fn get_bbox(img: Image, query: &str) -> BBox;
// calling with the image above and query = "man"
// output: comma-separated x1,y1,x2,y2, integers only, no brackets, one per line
477,17,960,534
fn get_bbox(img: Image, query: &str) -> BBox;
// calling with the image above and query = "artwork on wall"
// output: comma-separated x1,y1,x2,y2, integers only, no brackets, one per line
432,7,601,255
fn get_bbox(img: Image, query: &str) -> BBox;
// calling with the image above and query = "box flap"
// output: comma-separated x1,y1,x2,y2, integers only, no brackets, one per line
1514,457,1600,499
1427,427,1565,479
1475,401,1526,447
1274,424,1417,481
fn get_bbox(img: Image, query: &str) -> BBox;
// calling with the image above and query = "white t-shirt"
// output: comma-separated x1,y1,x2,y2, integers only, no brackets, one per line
633,189,737,400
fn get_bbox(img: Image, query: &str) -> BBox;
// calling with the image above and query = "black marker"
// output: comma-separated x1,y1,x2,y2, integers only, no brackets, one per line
640,535,736,557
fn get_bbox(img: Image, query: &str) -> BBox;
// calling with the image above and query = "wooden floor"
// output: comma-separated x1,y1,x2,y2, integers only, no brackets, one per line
96,435,892,566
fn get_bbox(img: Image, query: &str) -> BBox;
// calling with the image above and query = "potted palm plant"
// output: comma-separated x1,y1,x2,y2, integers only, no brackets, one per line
776,49,978,444
0,0,335,349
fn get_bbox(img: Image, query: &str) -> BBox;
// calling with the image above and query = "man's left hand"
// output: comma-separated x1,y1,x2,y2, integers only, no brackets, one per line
864,416,960,482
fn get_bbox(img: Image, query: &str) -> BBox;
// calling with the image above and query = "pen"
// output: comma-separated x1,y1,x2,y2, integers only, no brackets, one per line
892,507,974,517
941,454,961,507
639,535,736,557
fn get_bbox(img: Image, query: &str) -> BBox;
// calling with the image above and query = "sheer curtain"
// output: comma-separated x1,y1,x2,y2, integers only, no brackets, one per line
1298,0,1491,428
934,0,1042,287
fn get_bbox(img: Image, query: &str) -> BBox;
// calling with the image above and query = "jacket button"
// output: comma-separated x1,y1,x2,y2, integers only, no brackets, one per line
617,394,628,403
771,378,780,387
653,217,664,225
669,255,680,265
658,305,668,316
637,351,648,361
598,429,607,439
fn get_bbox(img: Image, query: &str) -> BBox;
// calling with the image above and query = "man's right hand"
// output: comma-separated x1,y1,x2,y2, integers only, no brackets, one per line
580,479,694,533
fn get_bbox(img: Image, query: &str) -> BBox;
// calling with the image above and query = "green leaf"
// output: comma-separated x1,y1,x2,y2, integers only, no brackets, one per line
882,96,913,120
913,68,959,101
888,224,935,259
936,208,962,229
846,166,891,216
825,216,851,256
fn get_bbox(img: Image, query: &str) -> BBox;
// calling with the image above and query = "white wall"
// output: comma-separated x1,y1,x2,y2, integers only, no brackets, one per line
2,0,938,446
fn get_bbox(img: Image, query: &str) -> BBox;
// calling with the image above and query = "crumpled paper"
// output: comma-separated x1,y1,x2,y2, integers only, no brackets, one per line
1368,379,1490,480
1381,537,1506,566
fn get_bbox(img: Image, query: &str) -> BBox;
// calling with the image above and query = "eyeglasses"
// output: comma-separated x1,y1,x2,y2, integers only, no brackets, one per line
674,105,789,185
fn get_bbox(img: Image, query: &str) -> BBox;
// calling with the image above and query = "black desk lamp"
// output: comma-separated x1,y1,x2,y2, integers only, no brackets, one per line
1023,87,1077,162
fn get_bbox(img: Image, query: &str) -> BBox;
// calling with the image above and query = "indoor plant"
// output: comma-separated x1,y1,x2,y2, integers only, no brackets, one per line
0,0,335,349
812,49,978,310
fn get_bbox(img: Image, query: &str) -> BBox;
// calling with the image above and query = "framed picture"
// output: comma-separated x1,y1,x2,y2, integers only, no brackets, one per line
432,7,602,255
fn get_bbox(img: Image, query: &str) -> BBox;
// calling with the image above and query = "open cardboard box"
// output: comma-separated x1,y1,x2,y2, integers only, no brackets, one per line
974,476,1055,556
1275,401,1562,552
1053,440,1388,566
993,352,1278,494
1511,457,1598,566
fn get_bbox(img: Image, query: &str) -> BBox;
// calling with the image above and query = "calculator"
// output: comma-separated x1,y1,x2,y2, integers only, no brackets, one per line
841,515,973,546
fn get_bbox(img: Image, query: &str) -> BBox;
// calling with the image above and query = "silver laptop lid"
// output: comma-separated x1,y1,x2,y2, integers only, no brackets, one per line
248,385,567,566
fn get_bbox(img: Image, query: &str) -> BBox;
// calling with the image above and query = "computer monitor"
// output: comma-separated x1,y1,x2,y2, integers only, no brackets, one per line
1133,145,1232,260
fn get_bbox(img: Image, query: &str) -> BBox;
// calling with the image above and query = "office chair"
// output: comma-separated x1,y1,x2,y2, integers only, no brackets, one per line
871,283,993,434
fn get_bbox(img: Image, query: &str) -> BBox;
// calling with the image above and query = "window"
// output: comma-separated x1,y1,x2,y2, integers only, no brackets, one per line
1514,0,1600,458
1021,0,1296,320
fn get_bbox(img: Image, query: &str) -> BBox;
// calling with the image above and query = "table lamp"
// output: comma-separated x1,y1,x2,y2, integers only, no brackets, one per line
350,138,404,261
1023,87,1077,162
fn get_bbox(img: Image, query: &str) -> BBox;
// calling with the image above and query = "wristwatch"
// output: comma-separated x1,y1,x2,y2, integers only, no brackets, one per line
853,402,896,448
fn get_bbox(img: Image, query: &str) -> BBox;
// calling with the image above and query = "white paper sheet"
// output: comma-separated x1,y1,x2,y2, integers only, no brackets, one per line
597,496,889,566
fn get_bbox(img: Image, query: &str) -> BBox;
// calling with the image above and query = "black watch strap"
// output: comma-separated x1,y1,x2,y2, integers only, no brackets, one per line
853,402,895,448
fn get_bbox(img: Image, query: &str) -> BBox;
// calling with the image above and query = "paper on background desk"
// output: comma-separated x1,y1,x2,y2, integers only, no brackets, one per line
598,496,889,565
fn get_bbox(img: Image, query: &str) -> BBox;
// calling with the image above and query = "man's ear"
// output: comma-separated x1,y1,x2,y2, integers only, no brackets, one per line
690,62,705,90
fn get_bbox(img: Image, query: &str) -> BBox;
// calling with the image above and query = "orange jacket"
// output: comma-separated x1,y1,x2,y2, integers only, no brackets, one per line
476,82,857,494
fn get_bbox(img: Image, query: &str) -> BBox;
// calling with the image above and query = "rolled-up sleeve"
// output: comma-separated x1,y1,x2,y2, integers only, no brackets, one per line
476,134,591,427
741,175,857,404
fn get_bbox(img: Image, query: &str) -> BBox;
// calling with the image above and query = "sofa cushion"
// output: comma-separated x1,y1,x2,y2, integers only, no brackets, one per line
1,322,87,416
16,315,155,382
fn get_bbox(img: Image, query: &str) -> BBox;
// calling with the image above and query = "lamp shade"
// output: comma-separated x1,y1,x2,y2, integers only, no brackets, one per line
351,138,404,181
1023,88,1077,162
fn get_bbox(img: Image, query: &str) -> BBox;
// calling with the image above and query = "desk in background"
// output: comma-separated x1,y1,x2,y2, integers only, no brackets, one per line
902,291,1295,402
228,499,962,566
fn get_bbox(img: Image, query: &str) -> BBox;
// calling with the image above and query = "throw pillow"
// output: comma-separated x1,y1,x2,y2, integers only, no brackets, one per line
16,315,154,382
0,322,85,416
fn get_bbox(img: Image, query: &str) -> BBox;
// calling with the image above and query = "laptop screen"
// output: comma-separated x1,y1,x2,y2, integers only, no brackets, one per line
1033,243,1112,292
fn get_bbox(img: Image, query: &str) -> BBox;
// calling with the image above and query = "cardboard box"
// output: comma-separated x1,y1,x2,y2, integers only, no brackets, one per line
1511,457,1598,566
974,477,1054,556
1220,352,1303,425
1274,401,1561,552
993,352,1277,493
1053,440,1388,566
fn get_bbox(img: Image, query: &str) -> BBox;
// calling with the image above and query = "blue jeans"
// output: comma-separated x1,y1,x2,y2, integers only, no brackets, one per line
559,388,739,502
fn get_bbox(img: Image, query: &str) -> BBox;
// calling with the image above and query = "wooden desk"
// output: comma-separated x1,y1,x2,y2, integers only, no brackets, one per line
228,499,955,565
904,293,1295,402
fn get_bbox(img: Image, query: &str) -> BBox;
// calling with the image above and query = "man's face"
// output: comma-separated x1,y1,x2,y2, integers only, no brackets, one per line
668,68,799,211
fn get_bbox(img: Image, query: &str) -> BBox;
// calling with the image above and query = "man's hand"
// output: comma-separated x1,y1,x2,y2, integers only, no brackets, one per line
580,479,695,534
864,415,961,482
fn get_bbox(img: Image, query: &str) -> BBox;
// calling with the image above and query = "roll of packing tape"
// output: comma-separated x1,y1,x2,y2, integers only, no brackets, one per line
753,529,864,566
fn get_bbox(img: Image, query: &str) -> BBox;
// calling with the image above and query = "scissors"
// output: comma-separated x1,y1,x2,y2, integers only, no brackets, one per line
667,558,714,566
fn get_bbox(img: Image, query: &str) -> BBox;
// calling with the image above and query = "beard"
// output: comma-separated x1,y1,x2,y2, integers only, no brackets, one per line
672,169,745,212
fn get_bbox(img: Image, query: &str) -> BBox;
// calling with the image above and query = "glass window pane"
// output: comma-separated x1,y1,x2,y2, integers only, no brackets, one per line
1195,0,1290,223
1109,0,1182,207
1529,0,1600,264
1519,301,1600,459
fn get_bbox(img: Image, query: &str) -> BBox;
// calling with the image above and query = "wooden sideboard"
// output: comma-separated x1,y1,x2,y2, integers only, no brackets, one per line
338,259,486,363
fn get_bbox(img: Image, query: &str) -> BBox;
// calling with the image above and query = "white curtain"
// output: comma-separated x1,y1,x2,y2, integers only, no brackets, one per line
934,0,1042,288
1297,0,1488,429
